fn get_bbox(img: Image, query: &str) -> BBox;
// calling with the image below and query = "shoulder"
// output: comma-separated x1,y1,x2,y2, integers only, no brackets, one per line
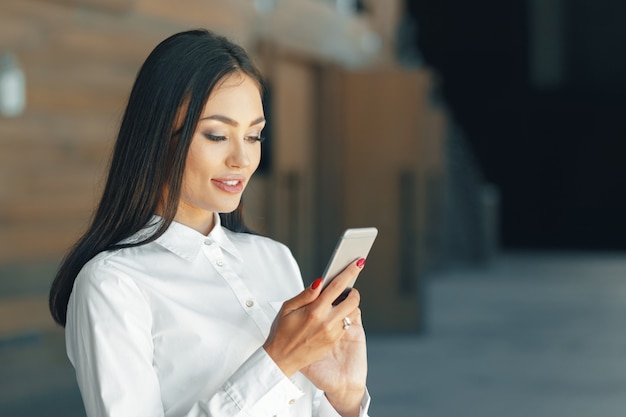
77,249,123,284
66,248,154,350
72,246,150,302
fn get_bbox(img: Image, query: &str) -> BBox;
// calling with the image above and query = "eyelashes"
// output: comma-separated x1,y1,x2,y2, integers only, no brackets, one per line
203,133,265,143
203,134,226,142
248,135,266,143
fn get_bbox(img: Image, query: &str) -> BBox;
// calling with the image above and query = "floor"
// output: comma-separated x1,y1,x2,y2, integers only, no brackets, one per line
366,251,626,416
2,251,626,416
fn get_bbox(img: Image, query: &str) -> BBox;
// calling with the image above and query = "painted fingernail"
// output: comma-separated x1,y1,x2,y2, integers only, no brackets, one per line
356,258,366,268
311,278,323,290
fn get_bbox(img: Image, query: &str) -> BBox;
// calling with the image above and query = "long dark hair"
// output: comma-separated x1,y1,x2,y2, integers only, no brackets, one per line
49,29,265,326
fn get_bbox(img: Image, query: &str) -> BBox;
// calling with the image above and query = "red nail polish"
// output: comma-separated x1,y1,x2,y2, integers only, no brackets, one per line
356,258,366,268
311,278,323,290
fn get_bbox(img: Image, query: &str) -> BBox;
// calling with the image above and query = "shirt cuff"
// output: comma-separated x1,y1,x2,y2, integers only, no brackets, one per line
221,347,305,416
317,388,371,417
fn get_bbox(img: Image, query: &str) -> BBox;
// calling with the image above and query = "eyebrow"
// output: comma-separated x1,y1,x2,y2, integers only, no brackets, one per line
200,114,266,127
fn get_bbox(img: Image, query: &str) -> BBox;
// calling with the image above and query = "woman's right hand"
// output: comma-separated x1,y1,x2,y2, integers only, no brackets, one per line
262,259,365,377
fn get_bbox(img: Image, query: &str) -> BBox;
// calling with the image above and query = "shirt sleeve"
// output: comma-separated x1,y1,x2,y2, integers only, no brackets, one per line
66,258,307,417
314,388,372,417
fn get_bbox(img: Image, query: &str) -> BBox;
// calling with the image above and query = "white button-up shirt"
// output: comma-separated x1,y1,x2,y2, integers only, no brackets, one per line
66,214,371,417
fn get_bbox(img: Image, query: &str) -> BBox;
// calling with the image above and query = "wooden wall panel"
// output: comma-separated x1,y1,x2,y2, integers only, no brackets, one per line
317,66,448,332
341,69,424,331
0,0,162,263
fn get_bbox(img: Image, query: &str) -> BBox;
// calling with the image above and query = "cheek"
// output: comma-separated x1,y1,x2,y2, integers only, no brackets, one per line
182,148,212,189
250,145,262,171
183,151,200,183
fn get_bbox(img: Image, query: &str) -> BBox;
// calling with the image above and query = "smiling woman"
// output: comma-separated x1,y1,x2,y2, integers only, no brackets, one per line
173,73,265,235
48,29,371,417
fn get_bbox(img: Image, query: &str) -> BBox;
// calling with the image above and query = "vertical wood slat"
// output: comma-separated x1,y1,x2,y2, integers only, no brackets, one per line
269,55,317,279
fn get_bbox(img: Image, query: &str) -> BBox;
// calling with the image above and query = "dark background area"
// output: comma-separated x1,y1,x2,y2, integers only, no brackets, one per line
406,0,626,250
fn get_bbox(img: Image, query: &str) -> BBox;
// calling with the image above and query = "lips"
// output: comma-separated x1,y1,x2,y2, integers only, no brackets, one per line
211,176,245,193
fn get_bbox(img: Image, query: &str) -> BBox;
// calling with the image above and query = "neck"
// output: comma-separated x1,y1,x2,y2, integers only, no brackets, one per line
159,200,216,236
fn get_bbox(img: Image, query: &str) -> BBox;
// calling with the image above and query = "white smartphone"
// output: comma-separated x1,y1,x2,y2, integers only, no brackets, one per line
320,227,378,303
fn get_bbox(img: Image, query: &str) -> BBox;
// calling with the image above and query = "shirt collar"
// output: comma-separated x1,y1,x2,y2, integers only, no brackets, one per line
205,214,243,262
150,213,243,263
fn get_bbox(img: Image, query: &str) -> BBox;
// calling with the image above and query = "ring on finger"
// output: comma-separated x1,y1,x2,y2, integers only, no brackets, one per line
342,316,352,330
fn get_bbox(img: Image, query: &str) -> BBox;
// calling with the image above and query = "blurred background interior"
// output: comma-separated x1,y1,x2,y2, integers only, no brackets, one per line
2,0,626,416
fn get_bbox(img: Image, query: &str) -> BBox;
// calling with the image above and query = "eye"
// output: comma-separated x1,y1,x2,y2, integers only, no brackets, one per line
204,133,227,142
246,135,265,143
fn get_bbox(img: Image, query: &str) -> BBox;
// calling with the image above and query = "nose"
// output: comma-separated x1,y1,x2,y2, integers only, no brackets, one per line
226,138,251,168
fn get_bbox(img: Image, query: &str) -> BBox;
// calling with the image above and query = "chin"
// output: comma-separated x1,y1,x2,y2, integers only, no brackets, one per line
217,201,242,214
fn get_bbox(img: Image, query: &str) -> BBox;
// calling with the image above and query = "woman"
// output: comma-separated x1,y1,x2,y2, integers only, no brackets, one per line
49,29,370,417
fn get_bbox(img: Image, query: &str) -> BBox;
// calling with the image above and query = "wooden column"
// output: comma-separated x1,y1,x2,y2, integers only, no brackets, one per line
317,66,447,332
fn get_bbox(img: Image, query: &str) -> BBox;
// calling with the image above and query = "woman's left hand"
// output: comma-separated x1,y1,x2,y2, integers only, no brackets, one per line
301,302,367,417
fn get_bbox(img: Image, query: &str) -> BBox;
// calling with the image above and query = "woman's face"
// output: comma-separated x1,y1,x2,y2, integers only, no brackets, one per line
176,72,265,234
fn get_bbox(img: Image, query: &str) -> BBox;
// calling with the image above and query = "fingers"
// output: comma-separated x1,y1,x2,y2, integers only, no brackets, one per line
339,307,361,331
280,278,324,313
353,307,363,327
317,259,364,329
330,288,361,322
263,263,366,376
318,258,365,306
283,258,366,314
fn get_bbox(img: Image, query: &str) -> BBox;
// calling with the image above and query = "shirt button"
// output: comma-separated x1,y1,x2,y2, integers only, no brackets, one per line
216,259,224,267
204,239,212,245
245,300,254,308
289,399,295,405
